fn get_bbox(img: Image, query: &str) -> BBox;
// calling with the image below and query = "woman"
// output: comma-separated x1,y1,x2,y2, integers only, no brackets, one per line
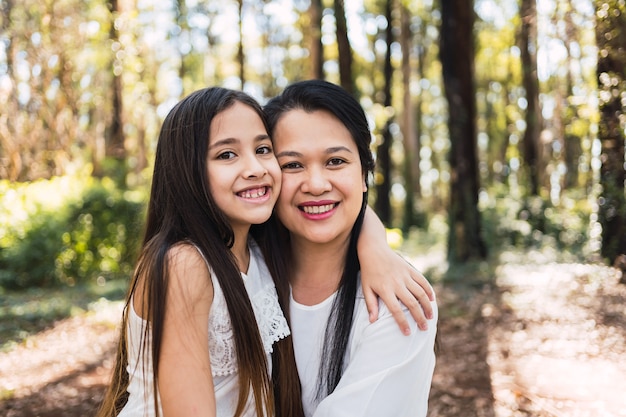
264,80,438,417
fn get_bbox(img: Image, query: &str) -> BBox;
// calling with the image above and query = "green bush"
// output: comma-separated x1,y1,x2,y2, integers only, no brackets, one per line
0,176,146,289
481,188,592,260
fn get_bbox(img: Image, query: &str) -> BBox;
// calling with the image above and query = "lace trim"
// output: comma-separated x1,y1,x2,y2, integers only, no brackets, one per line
208,281,290,377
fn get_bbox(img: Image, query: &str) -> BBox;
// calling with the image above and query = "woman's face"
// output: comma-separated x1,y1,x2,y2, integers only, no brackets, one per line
272,109,366,247
207,101,281,232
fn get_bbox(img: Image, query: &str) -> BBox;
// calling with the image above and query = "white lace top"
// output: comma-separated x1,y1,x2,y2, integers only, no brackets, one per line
118,240,290,417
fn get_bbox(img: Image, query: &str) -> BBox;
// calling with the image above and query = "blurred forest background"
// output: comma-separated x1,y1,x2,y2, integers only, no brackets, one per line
0,0,625,416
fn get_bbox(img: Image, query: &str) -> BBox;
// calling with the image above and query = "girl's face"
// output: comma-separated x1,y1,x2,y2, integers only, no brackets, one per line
272,109,366,247
207,102,281,232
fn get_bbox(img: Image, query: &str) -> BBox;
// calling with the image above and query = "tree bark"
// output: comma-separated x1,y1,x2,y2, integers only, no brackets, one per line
237,0,245,88
309,0,324,79
374,0,394,225
596,0,626,263
439,0,487,262
519,0,543,196
334,0,353,95
101,0,126,185
399,4,420,231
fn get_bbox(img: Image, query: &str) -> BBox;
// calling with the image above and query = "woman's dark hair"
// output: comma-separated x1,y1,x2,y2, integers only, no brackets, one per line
263,79,375,398
97,87,302,417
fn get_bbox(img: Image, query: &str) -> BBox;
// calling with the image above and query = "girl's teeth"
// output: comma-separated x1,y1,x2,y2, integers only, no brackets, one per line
303,204,334,214
241,187,266,198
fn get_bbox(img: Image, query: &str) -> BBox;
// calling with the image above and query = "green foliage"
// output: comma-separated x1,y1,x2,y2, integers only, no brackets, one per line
481,187,593,261
0,176,146,289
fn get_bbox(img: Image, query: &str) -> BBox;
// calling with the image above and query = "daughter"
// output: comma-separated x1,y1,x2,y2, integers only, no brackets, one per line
97,88,300,417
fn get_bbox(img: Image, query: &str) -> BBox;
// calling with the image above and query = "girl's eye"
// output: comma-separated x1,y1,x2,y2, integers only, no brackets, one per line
217,151,236,160
257,145,273,155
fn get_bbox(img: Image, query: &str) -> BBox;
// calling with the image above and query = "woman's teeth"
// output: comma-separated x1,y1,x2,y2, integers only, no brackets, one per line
302,204,334,214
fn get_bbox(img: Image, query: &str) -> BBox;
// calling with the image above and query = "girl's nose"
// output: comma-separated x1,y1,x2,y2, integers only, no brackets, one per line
243,154,268,178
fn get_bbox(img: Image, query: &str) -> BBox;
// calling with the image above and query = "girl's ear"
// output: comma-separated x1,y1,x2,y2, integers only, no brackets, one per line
362,174,368,192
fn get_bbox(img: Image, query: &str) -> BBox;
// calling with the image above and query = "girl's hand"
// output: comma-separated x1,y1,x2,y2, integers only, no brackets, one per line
358,207,434,335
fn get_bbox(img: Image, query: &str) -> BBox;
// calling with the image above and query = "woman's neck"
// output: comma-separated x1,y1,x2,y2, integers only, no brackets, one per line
289,236,349,305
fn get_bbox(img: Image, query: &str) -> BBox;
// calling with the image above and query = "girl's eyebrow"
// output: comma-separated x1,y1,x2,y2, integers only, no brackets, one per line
209,134,270,150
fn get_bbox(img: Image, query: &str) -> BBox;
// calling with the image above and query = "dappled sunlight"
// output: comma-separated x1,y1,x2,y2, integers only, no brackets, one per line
487,262,626,416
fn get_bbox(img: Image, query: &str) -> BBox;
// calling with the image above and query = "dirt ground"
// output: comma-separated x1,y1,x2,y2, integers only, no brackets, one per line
1,256,625,417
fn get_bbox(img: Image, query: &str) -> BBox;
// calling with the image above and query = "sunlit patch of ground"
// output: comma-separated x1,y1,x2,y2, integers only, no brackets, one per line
487,262,626,417
0,300,122,416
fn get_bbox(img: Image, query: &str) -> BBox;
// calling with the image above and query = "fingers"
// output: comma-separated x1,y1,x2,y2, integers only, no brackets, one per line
406,279,434,320
395,286,429,332
363,288,380,323
401,256,434,301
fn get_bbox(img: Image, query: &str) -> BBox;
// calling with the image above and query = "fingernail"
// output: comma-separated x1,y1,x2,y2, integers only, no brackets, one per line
404,328,411,336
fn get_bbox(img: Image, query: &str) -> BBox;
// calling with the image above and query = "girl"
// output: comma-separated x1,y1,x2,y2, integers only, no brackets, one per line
97,87,301,417
264,80,438,417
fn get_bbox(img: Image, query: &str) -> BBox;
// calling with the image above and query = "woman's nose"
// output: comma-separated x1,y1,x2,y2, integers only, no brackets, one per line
301,167,331,195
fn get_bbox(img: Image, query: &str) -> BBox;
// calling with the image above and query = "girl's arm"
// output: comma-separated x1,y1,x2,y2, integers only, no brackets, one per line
158,244,217,416
358,206,434,334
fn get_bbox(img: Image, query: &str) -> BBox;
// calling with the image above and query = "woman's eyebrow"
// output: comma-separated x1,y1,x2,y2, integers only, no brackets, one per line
325,146,352,154
276,150,303,158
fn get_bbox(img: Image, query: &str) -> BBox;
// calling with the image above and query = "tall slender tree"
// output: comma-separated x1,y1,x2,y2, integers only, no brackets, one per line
237,0,245,87
374,0,394,225
101,0,126,185
309,0,324,79
399,2,419,231
596,0,626,263
334,0,354,94
439,0,487,262
519,0,543,196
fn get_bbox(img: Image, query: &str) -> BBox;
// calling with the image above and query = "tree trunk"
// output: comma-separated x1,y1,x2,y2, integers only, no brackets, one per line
439,0,487,262
334,0,353,95
309,0,324,79
374,0,394,225
400,4,420,231
176,0,189,95
237,0,245,88
102,0,126,185
596,0,626,264
519,0,542,196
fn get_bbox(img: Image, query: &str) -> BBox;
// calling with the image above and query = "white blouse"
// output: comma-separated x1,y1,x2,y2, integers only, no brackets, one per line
118,241,290,417
290,279,438,417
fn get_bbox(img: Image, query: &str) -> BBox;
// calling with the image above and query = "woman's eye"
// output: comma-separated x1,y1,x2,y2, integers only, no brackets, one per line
257,145,273,155
217,151,236,160
281,161,302,170
328,158,345,166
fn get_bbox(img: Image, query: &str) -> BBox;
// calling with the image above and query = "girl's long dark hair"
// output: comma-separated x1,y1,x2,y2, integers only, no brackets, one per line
97,87,302,417
263,80,375,398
